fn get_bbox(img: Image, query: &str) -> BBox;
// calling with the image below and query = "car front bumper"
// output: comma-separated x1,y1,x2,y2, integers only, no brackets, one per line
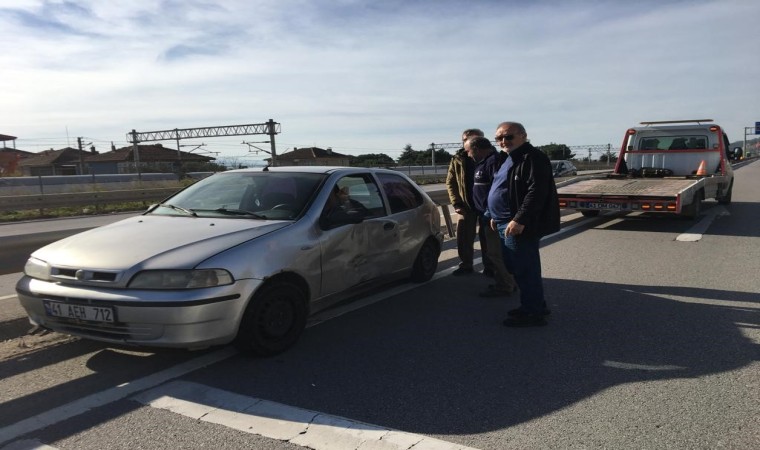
15,276,263,349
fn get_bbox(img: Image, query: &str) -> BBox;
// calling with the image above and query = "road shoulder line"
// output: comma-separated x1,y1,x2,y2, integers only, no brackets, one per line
135,380,477,450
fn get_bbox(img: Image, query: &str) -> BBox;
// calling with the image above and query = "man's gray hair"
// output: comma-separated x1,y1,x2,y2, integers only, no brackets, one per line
496,122,526,134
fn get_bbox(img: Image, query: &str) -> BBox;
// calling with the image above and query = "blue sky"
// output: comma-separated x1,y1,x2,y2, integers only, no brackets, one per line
1,0,758,164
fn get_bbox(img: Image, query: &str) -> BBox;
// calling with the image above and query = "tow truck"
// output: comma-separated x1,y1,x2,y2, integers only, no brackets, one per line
557,120,734,219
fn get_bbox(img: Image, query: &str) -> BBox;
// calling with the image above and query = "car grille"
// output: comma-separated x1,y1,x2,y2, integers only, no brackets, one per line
49,318,160,341
50,267,121,285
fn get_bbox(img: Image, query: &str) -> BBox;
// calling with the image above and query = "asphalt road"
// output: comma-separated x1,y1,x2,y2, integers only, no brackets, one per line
1,162,758,449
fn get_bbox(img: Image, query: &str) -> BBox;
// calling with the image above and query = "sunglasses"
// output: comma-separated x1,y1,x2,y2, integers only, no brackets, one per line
495,134,516,142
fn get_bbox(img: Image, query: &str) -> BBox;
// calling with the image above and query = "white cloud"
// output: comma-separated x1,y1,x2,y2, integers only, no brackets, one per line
1,0,758,159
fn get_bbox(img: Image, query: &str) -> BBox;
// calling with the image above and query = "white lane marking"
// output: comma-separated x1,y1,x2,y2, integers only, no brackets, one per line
0,347,237,446
0,439,59,450
603,360,686,371
676,206,729,242
0,294,17,301
136,381,478,450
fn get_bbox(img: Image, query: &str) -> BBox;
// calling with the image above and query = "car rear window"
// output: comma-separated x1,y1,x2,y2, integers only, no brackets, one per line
376,173,424,214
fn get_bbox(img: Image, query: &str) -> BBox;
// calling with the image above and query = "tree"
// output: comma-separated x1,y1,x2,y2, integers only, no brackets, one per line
598,153,618,163
539,143,575,160
434,148,452,165
350,153,395,167
397,145,423,165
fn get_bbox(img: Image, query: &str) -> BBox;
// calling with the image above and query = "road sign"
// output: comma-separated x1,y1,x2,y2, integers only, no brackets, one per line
756,122,760,134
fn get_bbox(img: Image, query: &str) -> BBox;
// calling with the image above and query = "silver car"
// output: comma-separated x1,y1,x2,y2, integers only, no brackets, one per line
16,167,443,356
551,160,578,177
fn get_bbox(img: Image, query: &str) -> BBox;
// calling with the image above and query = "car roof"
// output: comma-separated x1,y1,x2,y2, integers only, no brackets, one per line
222,166,401,175
632,123,721,132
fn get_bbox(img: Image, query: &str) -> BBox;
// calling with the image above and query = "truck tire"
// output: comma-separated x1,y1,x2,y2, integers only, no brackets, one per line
682,191,703,219
717,181,733,205
580,210,600,217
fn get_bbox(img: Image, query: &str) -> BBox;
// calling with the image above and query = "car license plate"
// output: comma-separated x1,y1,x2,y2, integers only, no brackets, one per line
43,300,116,323
583,202,622,210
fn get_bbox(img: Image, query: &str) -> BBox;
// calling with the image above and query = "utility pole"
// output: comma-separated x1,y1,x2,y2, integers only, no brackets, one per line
430,143,435,167
267,119,278,166
129,129,142,180
607,144,612,166
77,137,85,175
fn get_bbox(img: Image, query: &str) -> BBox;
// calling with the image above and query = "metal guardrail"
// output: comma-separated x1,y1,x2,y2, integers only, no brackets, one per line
0,188,180,212
0,185,457,237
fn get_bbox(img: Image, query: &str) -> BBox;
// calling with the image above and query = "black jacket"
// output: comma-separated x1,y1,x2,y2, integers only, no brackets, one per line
506,142,560,238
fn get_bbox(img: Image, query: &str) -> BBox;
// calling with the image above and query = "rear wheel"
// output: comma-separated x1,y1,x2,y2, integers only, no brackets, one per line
234,282,307,356
410,238,440,282
682,191,703,219
580,210,600,217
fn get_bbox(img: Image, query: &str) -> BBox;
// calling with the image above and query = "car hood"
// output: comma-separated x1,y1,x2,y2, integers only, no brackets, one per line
31,215,291,270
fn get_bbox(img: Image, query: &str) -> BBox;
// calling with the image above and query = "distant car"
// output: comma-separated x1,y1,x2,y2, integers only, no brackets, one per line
729,147,743,161
551,160,578,177
16,167,443,356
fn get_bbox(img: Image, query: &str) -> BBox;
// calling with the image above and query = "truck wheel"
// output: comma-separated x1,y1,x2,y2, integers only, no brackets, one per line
234,282,308,356
580,210,600,217
717,181,733,205
682,193,703,219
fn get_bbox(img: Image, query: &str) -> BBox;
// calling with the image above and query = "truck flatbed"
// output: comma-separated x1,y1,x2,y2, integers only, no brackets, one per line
558,177,698,198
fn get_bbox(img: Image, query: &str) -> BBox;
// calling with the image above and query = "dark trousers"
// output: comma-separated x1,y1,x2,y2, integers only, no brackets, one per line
455,210,477,269
496,224,546,315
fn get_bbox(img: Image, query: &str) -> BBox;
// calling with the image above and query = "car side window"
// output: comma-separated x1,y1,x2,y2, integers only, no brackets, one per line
376,173,423,214
324,174,385,219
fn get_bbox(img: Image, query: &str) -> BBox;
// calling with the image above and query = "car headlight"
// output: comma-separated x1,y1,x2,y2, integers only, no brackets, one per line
24,257,51,281
128,269,234,289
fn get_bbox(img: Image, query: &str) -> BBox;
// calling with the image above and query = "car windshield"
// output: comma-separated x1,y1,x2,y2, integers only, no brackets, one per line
551,162,560,170
149,171,327,220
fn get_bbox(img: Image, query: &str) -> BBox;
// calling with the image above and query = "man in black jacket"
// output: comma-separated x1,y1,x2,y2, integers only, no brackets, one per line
487,122,560,326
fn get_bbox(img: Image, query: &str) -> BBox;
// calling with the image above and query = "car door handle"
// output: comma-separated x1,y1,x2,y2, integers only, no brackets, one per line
383,222,395,231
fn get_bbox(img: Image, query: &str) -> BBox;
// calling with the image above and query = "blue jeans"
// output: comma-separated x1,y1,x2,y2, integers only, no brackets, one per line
496,223,546,315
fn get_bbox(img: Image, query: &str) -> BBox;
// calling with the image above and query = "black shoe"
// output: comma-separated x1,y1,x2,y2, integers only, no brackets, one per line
482,268,495,277
452,267,474,276
503,314,547,327
507,307,551,317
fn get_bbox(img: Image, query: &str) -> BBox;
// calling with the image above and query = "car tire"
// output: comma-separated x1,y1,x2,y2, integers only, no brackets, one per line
580,210,600,217
410,238,440,282
234,282,308,356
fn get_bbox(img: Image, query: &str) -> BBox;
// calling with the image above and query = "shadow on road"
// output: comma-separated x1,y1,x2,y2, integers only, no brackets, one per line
183,275,759,436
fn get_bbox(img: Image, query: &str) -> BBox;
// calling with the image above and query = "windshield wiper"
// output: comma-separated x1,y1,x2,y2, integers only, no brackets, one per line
211,208,266,219
157,203,197,217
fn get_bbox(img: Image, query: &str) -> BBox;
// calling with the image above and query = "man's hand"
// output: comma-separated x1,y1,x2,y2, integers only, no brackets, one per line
454,207,464,215
505,220,524,237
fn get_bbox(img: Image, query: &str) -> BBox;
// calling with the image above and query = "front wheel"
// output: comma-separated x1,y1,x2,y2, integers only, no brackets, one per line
234,282,308,356
410,238,440,282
